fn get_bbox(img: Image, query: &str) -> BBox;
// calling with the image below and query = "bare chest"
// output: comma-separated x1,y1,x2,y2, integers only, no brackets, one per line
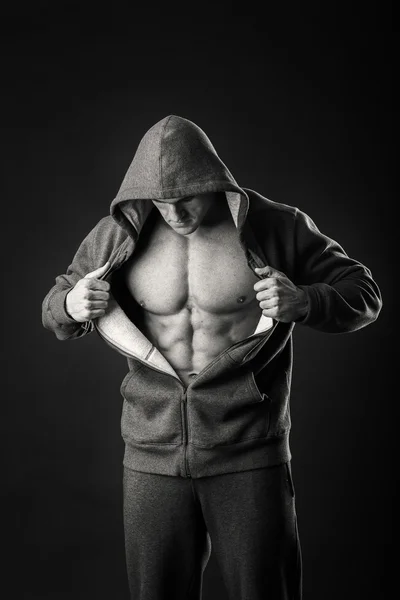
120,215,259,316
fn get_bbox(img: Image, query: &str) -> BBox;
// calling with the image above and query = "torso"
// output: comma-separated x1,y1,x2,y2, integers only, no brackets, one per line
119,209,261,386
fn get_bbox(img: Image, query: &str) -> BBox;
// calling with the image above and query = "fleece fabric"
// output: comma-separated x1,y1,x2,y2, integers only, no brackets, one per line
42,115,382,479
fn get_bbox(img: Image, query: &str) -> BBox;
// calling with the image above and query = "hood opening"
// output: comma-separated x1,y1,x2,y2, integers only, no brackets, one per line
109,115,249,239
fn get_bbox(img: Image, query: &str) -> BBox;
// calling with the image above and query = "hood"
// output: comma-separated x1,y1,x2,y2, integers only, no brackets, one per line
95,115,275,382
109,115,249,239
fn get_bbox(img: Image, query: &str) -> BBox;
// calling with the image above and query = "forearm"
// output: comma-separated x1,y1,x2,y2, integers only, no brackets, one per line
295,269,382,333
42,221,98,340
293,208,382,333
42,284,93,340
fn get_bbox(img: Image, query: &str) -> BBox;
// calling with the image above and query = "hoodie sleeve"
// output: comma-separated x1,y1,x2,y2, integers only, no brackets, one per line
42,223,99,341
293,208,382,333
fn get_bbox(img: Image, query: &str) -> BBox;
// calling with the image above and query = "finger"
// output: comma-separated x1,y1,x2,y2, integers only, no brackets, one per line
84,278,111,291
85,290,110,301
254,277,277,292
261,306,280,319
86,300,108,309
255,289,276,302
254,266,285,279
89,309,107,319
259,298,279,310
84,261,111,279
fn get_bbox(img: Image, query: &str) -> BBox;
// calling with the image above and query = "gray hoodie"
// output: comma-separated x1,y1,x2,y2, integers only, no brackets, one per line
42,115,382,478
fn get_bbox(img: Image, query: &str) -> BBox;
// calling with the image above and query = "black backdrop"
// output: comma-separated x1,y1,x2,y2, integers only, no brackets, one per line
2,2,396,599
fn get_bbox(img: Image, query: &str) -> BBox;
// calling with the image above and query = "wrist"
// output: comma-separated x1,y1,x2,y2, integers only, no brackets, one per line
64,291,76,321
297,287,309,321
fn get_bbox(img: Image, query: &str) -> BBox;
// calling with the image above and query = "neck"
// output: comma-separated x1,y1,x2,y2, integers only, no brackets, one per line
201,197,233,228
189,201,234,242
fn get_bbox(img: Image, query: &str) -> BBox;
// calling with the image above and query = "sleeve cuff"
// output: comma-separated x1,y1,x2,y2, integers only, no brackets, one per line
294,285,322,327
48,288,80,327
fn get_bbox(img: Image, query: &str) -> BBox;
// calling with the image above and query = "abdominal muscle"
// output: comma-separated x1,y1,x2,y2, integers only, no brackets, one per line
139,300,261,386
120,207,262,385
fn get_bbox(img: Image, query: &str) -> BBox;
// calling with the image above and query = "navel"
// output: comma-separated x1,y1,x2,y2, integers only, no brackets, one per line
237,295,246,304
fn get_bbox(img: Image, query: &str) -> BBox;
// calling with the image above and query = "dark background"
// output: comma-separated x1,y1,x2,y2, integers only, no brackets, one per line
2,2,396,599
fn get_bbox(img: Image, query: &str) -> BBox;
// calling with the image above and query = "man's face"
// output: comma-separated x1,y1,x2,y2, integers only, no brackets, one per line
152,193,215,235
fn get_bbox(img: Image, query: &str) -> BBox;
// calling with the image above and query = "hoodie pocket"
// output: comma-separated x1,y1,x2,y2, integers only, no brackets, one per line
120,365,183,445
120,364,144,398
284,461,295,498
188,362,271,448
247,370,269,404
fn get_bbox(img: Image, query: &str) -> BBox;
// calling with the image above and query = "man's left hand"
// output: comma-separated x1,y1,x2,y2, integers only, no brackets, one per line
253,266,309,323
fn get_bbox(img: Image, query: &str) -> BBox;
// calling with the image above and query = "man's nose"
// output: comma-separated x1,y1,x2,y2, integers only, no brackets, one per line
169,204,186,221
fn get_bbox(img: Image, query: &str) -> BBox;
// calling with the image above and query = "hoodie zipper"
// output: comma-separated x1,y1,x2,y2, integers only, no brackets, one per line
97,328,192,477
98,326,275,481
94,244,274,480
96,247,276,377
98,317,274,384
181,390,191,478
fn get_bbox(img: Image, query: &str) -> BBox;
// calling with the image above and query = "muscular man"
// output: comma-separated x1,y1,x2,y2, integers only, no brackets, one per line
42,115,382,600
119,192,286,387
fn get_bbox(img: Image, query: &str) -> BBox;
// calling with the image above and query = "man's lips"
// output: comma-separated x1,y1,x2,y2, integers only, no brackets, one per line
171,219,191,227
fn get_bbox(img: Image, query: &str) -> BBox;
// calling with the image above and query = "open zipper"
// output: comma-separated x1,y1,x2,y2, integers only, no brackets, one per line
94,307,277,480
96,321,193,477
95,309,277,384
91,221,277,479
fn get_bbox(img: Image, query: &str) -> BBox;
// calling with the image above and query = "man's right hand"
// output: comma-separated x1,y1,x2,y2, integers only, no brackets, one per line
65,262,111,322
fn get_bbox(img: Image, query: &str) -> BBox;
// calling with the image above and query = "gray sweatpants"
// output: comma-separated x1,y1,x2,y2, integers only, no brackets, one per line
123,462,302,600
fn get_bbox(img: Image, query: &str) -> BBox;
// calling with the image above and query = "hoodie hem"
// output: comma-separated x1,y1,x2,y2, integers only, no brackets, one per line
122,433,291,479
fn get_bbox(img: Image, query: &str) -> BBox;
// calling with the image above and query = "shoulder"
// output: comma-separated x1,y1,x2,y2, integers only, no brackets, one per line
91,215,130,247
244,188,299,227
